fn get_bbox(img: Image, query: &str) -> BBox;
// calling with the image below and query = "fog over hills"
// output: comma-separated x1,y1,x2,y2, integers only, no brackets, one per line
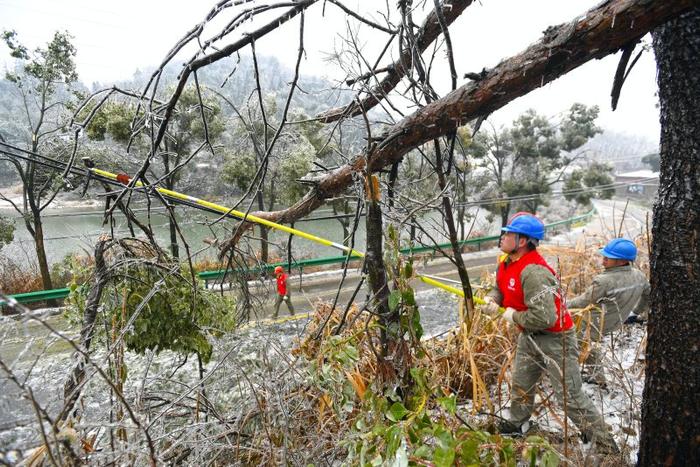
583,131,659,172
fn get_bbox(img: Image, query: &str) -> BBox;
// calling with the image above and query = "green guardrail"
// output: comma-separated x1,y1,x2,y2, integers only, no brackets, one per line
196,255,361,281
3,288,71,305
3,209,595,305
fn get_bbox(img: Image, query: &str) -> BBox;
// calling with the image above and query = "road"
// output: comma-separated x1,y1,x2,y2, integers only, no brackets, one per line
256,198,651,319
254,249,498,318
553,199,651,244
2,198,653,360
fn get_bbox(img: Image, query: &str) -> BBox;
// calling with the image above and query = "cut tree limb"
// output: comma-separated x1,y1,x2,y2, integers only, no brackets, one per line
221,0,696,253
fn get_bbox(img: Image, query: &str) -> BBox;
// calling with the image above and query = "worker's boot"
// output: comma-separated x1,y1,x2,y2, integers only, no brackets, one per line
497,419,538,436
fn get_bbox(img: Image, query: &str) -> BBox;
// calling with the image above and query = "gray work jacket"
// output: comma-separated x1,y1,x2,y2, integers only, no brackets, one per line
568,264,650,339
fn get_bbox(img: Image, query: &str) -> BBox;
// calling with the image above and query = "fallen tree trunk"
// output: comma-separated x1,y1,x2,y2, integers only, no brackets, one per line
220,0,695,253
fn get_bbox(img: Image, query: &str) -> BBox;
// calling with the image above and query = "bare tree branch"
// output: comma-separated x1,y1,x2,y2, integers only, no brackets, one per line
317,0,476,123
326,0,397,34
230,0,695,240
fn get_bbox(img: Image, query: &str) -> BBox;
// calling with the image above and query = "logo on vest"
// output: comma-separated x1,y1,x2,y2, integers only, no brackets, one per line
508,278,516,290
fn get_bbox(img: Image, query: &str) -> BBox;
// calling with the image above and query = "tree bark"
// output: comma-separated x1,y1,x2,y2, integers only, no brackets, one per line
21,159,56,304
168,218,179,260
163,153,180,260
639,7,700,466
61,237,109,422
257,190,269,264
500,204,510,228
365,198,390,325
331,201,351,249
434,141,474,320
32,214,57,306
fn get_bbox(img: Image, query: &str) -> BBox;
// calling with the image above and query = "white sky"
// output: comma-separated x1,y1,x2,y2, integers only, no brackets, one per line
0,0,661,142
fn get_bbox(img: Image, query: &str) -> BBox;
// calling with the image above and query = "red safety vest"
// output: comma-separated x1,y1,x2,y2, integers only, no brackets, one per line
276,273,288,296
496,250,573,332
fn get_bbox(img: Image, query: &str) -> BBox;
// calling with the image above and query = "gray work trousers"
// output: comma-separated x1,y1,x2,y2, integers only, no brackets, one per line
273,292,295,317
578,333,607,385
508,331,618,451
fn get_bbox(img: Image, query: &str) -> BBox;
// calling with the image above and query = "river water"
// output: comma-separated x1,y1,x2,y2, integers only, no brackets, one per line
0,204,487,269
0,205,367,267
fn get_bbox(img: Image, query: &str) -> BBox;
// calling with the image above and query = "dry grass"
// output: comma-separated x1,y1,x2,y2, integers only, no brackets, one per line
2,232,649,464
291,296,518,424
282,237,650,464
0,255,43,295
419,306,515,410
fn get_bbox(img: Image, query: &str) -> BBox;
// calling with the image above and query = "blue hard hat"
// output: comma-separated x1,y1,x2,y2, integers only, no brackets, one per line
600,238,637,261
501,213,545,240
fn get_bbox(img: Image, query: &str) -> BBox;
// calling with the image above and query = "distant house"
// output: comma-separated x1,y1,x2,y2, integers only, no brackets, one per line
614,169,659,200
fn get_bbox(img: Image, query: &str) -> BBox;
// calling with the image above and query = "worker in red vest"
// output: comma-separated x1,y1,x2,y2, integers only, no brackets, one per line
273,266,295,318
482,213,619,455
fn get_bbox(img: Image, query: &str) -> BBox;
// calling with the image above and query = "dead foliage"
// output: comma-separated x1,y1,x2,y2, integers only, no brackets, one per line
420,309,515,409
3,239,649,465
276,237,650,463
0,256,43,295
290,297,517,429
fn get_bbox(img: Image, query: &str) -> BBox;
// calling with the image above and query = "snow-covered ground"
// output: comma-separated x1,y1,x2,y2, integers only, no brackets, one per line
0,200,651,464
0,287,647,465
495,323,647,465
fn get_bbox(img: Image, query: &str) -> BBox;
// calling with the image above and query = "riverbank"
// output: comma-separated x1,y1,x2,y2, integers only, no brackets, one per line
0,184,107,212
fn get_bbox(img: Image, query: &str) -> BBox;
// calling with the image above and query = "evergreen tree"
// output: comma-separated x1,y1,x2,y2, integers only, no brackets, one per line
467,103,601,225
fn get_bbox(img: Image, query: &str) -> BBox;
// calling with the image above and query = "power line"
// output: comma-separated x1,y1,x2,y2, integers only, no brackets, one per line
1,141,657,228
454,177,658,208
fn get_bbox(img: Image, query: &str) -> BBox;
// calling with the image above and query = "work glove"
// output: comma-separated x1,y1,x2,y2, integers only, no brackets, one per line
624,314,644,325
481,297,501,317
502,307,516,325
283,295,290,302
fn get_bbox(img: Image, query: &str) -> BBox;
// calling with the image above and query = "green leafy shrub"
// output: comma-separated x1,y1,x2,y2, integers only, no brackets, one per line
50,253,94,289
312,331,559,466
68,240,236,363
296,294,559,465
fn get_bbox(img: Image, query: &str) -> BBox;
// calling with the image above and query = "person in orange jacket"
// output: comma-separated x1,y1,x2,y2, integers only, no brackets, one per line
273,266,295,318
